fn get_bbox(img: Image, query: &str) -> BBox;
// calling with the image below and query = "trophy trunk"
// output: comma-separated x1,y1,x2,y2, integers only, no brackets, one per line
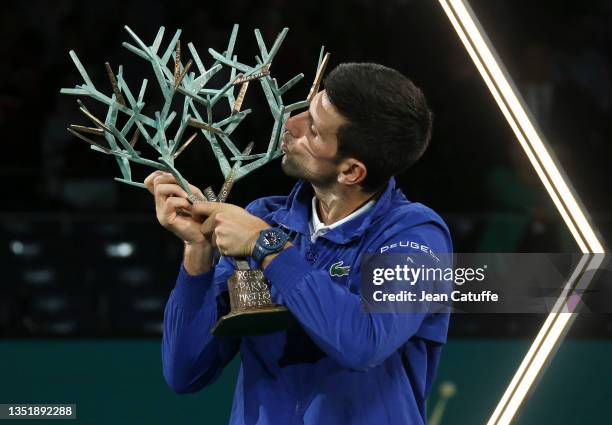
211,259,294,336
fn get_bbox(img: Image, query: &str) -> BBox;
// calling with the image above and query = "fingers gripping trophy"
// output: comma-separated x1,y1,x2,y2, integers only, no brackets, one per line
60,25,330,336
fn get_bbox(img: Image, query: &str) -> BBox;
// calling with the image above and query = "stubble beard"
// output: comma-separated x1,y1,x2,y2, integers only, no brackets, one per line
281,153,337,188
280,153,303,179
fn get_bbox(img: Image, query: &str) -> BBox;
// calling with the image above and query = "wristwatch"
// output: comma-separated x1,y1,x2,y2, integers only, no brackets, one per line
252,228,290,266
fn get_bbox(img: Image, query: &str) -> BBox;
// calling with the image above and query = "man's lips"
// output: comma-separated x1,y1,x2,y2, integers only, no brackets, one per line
281,132,291,152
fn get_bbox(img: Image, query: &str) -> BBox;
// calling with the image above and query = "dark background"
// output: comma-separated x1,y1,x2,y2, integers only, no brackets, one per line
0,1,611,423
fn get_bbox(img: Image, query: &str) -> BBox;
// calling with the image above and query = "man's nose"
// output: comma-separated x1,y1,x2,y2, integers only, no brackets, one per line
284,111,309,137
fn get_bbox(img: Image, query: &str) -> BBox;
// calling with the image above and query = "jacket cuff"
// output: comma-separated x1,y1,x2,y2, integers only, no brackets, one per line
172,264,215,310
263,246,310,298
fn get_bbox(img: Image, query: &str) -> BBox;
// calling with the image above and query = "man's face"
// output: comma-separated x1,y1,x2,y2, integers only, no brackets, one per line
280,90,347,187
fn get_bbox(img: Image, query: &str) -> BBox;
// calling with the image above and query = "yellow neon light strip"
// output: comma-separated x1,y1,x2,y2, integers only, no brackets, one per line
437,0,605,423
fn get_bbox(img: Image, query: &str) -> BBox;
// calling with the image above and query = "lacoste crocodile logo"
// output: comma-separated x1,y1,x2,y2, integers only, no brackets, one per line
329,261,351,277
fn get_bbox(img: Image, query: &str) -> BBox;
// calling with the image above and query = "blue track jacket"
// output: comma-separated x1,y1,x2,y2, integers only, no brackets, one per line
162,178,453,425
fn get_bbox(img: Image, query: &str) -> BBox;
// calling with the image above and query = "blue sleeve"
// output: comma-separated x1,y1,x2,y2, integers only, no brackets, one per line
263,223,451,371
162,255,240,394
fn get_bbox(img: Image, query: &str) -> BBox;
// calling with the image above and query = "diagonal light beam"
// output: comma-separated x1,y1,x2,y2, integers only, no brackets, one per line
437,0,605,424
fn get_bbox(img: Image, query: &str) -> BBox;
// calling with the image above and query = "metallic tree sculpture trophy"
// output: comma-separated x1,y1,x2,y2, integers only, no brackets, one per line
61,25,330,336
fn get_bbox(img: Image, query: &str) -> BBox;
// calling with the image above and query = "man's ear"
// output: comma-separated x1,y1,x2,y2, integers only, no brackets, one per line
337,158,367,186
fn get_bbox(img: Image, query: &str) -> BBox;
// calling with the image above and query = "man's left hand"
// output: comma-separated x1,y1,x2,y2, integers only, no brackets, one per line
192,202,270,257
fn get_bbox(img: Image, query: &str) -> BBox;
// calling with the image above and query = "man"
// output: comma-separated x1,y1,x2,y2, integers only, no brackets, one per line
145,62,452,425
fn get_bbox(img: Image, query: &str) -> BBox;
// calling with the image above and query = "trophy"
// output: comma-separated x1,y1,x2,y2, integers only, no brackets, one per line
60,25,330,336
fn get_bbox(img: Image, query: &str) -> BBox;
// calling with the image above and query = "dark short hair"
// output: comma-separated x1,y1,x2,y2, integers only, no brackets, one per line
324,62,433,192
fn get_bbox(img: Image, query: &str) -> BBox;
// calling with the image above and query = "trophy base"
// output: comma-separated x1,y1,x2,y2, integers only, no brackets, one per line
211,305,294,337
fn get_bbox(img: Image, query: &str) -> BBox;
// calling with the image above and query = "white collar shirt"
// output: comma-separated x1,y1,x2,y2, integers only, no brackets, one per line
309,196,376,243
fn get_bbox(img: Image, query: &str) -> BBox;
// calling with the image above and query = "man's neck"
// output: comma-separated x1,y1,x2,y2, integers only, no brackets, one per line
312,183,378,226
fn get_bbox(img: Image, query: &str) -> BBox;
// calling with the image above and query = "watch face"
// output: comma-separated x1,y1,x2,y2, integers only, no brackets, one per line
263,231,282,248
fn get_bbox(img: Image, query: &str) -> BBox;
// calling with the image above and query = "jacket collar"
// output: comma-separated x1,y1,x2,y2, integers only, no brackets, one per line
271,178,405,245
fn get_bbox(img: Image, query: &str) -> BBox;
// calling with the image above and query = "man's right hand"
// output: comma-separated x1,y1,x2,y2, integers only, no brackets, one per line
143,171,208,246
144,171,216,275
